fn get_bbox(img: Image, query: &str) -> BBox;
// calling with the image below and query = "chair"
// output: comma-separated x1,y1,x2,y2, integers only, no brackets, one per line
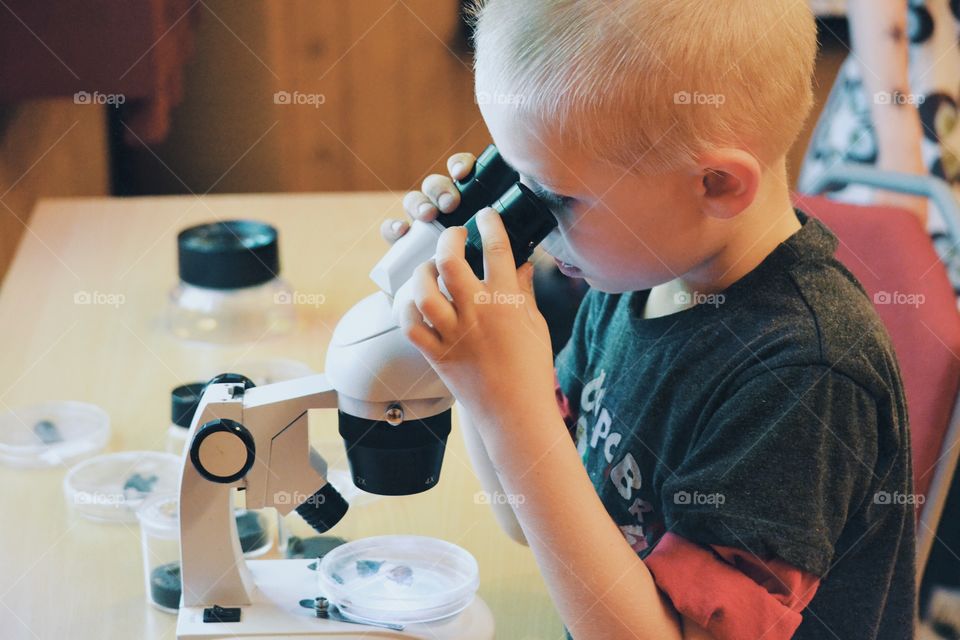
798,164,960,585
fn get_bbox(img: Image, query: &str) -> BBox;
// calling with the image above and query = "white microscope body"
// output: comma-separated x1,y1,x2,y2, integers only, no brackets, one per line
175,146,554,639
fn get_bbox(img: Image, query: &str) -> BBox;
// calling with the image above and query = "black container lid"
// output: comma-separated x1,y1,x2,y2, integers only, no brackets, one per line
171,382,206,429
177,220,281,290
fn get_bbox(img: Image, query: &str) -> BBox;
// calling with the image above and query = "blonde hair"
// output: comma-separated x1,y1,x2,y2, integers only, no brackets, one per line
468,0,818,174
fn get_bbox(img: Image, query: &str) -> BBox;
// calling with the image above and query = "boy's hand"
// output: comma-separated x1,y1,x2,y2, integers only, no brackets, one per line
397,209,558,433
380,152,478,244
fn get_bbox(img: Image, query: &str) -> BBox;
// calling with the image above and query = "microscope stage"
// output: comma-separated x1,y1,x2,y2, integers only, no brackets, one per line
176,559,495,639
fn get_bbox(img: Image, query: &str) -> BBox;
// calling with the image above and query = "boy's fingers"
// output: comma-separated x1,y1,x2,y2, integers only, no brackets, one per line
447,153,477,181
380,218,409,244
421,174,461,214
435,226,481,304
475,208,516,288
398,297,442,357
412,260,458,335
403,190,438,222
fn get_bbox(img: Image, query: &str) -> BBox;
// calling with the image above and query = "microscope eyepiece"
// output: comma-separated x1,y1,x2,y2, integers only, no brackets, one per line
438,144,520,229
462,182,558,280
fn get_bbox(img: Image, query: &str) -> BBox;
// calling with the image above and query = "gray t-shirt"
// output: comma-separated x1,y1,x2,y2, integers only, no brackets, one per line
555,210,916,638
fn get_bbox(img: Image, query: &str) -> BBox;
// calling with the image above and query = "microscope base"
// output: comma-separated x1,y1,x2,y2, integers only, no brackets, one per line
176,559,495,639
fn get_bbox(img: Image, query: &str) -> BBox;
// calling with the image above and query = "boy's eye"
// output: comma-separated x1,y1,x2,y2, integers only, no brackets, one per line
548,195,577,214
542,193,575,211
523,178,576,212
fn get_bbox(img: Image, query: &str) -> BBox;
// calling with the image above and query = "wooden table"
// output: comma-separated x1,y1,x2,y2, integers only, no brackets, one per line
0,194,562,639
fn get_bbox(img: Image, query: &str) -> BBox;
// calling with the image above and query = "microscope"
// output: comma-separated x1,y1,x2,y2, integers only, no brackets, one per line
175,146,557,639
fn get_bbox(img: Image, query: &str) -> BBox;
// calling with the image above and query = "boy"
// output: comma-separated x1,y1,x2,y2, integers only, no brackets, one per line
382,1,915,638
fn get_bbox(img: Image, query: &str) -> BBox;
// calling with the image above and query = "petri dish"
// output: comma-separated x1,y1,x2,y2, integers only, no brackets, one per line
317,535,479,625
0,401,110,468
64,451,182,523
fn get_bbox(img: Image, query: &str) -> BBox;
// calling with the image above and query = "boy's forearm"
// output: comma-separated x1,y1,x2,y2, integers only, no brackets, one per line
459,404,529,544
472,401,685,640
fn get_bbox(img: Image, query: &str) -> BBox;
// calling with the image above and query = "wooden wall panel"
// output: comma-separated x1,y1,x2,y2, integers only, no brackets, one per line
0,100,109,283
264,1,492,193
266,0,352,192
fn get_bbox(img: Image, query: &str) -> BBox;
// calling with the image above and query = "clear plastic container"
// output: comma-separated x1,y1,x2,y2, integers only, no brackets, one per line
167,279,295,343
167,220,295,344
165,424,189,457
317,535,479,625
166,382,205,455
136,493,181,613
233,507,272,558
64,451,181,523
0,401,109,468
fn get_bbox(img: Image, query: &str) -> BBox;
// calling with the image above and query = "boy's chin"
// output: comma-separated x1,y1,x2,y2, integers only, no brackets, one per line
582,277,627,294
583,275,662,294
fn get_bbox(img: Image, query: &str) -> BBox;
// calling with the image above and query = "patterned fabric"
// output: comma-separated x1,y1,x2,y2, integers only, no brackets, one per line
801,0,960,294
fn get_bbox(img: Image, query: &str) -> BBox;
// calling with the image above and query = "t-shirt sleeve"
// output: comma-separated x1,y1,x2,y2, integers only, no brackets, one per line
645,532,821,639
660,364,879,578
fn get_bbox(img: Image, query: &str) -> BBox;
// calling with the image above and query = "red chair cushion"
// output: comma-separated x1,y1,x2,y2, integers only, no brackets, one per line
793,194,960,505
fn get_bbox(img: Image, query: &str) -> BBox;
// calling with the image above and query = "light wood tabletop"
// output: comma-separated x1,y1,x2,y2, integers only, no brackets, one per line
0,193,562,639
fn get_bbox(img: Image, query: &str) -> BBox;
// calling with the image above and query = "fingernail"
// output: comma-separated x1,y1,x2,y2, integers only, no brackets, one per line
438,193,455,211
391,220,403,234
451,162,465,177
418,202,435,216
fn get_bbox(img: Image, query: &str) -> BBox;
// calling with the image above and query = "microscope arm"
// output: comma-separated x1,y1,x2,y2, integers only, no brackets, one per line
241,374,339,513
179,374,346,607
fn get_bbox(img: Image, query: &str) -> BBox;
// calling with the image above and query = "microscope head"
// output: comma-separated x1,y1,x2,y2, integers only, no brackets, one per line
327,145,558,497
324,292,454,496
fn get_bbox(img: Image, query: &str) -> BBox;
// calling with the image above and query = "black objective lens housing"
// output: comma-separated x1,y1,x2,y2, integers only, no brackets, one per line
338,409,452,496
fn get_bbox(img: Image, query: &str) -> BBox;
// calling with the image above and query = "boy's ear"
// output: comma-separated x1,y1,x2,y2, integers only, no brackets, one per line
694,149,761,220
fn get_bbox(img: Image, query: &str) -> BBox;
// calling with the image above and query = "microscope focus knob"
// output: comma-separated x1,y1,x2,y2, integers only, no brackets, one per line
190,418,256,484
